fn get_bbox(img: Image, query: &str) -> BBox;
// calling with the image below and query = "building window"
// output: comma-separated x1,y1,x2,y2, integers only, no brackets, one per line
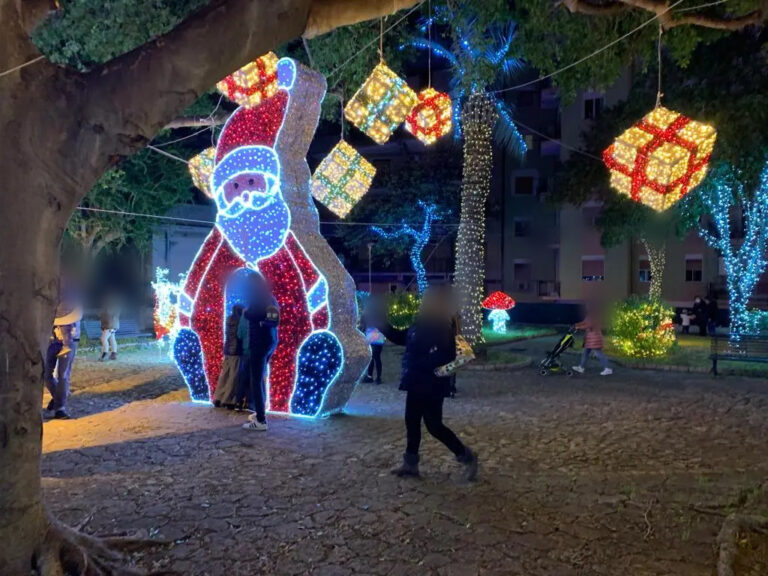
513,219,532,238
584,96,603,120
515,176,534,195
582,257,604,281
513,261,532,292
639,258,651,283
685,256,703,282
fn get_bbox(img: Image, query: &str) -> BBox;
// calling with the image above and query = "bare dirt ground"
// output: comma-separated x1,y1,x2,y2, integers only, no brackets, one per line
42,340,768,575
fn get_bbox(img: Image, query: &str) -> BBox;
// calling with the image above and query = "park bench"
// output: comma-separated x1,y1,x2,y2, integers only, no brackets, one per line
710,335,768,375
82,318,154,342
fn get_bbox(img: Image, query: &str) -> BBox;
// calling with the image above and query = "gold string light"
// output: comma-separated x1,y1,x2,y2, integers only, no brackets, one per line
604,106,717,212
310,141,376,218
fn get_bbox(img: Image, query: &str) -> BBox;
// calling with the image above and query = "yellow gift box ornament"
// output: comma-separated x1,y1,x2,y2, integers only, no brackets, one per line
603,106,717,211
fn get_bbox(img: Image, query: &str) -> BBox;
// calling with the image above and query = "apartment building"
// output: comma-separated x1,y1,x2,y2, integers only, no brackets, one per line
485,73,747,308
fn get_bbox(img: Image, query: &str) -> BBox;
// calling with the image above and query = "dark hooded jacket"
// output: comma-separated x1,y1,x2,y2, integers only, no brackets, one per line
381,318,456,397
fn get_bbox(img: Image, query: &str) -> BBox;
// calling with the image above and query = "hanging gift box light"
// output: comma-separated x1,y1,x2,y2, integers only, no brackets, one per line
216,52,279,108
405,87,452,145
311,140,376,218
344,62,418,145
603,106,717,211
188,147,217,198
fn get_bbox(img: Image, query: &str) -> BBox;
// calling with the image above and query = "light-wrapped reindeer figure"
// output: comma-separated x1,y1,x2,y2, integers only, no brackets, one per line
174,58,369,417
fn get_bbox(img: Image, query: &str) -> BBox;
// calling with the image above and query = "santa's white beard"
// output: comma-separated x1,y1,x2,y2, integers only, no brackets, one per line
216,200,291,264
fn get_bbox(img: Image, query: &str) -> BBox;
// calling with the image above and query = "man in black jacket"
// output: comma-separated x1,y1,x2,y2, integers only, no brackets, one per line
242,274,279,431
379,288,478,481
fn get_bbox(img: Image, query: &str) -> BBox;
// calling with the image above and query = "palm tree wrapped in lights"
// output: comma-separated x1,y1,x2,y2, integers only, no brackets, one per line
404,4,527,344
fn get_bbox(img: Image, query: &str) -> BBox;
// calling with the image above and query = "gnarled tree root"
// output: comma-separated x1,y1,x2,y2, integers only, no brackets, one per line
717,513,768,576
35,519,177,576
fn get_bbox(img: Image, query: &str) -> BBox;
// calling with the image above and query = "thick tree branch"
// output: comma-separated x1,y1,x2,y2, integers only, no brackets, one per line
562,0,627,17
563,0,763,29
303,0,420,39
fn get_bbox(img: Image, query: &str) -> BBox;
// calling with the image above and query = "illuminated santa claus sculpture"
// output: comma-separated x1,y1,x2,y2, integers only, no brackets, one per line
174,58,369,417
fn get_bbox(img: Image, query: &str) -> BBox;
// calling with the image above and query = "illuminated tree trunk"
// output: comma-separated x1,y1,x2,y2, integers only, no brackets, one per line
641,238,666,301
0,1,417,572
454,94,498,346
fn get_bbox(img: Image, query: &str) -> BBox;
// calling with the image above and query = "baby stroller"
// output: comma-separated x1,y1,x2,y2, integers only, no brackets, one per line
539,326,576,376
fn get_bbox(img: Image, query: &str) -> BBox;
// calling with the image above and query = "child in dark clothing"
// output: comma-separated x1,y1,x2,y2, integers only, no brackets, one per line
378,287,477,481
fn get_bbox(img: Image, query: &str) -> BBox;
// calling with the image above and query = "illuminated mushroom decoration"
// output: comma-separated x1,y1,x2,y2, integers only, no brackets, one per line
482,291,516,334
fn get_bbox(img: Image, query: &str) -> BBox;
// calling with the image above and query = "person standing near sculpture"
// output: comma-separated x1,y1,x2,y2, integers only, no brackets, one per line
44,276,83,420
243,274,279,431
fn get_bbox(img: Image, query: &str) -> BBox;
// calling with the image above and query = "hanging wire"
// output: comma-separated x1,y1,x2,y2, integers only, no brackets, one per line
427,0,432,87
340,95,345,140
656,22,663,107
146,145,189,164
76,205,458,228
0,55,46,79
379,17,385,62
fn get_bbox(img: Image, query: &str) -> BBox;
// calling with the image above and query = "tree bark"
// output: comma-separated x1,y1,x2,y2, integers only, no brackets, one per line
562,0,763,30
0,0,419,572
453,95,498,346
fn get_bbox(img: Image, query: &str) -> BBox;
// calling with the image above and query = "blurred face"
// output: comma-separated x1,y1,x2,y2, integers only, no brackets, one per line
419,290,447,321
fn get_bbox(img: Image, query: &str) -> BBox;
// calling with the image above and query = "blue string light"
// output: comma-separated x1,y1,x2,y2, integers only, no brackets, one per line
173,328,210,402
371,201,440,294
695,162,768,336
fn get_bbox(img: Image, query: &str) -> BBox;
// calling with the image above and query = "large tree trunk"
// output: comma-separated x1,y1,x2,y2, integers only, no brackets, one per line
453,94,498,346
0,0,418,572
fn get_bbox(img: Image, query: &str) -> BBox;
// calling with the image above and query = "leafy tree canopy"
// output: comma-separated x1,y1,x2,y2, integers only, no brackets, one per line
32,0,209,71
66,145,196,257
335,148,461,266
514,0,762,102
553,31,768,248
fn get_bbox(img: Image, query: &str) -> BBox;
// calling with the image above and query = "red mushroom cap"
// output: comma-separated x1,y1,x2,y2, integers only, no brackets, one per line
482,291,516,310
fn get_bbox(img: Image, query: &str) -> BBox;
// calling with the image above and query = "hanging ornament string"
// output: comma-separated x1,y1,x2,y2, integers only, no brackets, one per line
656,22,663,107
379,17,385,62
340,95,345,140
427,0,432,88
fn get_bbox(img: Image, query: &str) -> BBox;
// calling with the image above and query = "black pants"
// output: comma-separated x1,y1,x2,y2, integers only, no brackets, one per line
235,355,251,407
248,348,273,423
405,391,465,457
367,344,383,379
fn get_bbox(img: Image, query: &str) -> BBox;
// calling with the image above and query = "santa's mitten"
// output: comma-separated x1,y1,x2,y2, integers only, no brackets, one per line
290,330,343,416
173,329,209,402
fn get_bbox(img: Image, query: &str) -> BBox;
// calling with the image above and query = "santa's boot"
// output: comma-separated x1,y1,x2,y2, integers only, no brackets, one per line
290,330,343,416
173,329,210,402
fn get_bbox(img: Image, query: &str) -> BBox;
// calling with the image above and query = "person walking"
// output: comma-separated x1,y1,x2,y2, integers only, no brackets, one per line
692,296,709,337
378,287,478,481
99,295,120,361
242,274,279,432
44,277,83,419
571,305,612,376
214,305,244,408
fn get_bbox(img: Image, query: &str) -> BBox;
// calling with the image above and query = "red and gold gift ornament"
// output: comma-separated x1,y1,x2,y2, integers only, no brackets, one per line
216,52,279,108
603,106,717,211
405,88,452,145
188,147,217,198
344,62,418,145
